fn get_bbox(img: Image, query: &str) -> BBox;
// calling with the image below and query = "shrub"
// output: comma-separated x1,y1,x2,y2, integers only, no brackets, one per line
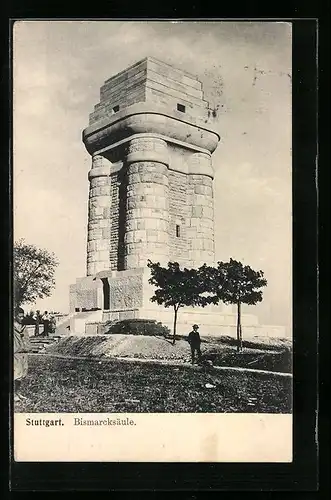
213,335,292,352
104,318,171,337
203,349,292,374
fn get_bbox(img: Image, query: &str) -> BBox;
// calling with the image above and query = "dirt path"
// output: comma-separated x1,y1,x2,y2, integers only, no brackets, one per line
29,352,292,378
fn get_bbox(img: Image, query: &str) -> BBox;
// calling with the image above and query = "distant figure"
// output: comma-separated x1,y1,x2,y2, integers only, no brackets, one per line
34,310,42,337
42,311,51,337
14,307,31,402
188,324,202,365
49,314,56,334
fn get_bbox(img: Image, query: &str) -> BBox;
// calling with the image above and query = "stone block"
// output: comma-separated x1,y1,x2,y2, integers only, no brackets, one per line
131,228,165,243
126,207,167,220
146,78,205,108
88,229,103,241
95,196,111,207
95,261,112,273
202,206,214,219
90,186,111,197
189,175,212,186
157,218,171,231
86,262,96,275
89,198,100,209
127,173,141,184
87,241,97,252
95,239,110,251
199,218,214,229
91,177,109,188
89,206,104,218
133,229,148,242
99,185,112,196
188,218,200,228
146,58,201,89
124,255,140,268
98,219,110,228
202,239,214,251
192,206,203,217
124,231,135,243
125,242,144,254
193,194,212,206
87,252,97,262
98,250,110,261
143,162,168,175
102,60,147,90
125,219,142,231
127,195,168,210
127,183,167,197
126,164,140,175
101,69,147,99
145,228,158,239
88,219,106,230
189,239,204,250
137,173,158,184
109,274,144,309
102,228,111,238
128,137,167,153
145,69,203,99
185,227,198,238
156,231,169,243
103,207,112,219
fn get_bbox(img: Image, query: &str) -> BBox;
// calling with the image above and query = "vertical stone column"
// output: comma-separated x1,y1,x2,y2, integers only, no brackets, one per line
124,137,170,269
187,152,215,267
86,154,112,276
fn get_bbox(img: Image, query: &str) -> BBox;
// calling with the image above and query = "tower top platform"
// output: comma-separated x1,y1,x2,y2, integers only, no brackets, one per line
89,56,213,126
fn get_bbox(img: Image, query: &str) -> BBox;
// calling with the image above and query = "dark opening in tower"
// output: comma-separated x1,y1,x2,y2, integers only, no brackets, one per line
101,278,110,310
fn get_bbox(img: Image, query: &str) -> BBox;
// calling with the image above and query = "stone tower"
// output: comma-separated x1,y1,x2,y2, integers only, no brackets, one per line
69,57,285,338
84,57,219,275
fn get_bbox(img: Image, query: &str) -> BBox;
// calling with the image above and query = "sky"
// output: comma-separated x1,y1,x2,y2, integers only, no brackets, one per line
13,21,292,334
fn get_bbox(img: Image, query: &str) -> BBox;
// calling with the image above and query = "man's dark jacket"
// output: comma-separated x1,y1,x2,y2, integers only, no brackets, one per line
188,330,201,347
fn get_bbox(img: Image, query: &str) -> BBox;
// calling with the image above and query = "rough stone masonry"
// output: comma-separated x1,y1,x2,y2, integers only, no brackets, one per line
69,57,285,338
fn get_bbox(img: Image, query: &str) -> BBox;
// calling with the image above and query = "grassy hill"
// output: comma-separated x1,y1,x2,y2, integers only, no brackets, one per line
44,333,292,374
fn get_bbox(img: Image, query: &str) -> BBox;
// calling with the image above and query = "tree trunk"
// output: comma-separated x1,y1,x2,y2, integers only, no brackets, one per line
238,301,243,352
172,306,178,345
236,301,240,352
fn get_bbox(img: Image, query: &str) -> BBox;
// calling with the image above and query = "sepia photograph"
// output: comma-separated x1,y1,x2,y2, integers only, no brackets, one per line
12,20,293,462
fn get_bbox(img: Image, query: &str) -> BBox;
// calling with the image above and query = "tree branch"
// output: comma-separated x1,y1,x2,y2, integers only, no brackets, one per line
19,261,43,299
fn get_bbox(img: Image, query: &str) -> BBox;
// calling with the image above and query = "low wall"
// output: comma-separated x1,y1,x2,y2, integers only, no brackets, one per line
26,325,36,337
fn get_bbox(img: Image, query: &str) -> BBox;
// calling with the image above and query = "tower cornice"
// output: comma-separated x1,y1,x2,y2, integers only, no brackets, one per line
83,103,220,156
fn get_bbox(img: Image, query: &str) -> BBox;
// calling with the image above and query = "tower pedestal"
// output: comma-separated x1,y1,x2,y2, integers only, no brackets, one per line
69,268,285,338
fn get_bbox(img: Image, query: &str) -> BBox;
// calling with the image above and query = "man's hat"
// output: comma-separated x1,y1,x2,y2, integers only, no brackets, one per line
192,324,199,329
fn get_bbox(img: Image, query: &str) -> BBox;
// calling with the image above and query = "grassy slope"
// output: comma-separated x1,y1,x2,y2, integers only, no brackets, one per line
14,355,292,414
45,334,292,373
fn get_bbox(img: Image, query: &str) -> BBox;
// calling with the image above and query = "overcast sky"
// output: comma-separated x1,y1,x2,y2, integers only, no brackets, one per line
13,20,292,334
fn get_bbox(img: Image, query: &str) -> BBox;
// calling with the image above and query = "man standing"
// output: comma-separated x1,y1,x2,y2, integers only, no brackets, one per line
34,310,42,337
42,310,50,337
14,307,30,402
188,324,202,365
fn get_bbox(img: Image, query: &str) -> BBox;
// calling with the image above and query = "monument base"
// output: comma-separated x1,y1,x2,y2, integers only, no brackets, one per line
69,268,286,338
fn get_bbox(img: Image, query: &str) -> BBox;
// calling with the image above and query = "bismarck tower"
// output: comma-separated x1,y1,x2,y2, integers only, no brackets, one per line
69,57,285,338
85,57,218,273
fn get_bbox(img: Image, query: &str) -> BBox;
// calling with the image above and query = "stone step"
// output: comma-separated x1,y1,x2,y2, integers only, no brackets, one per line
30,338,56,343
30,339,56,344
